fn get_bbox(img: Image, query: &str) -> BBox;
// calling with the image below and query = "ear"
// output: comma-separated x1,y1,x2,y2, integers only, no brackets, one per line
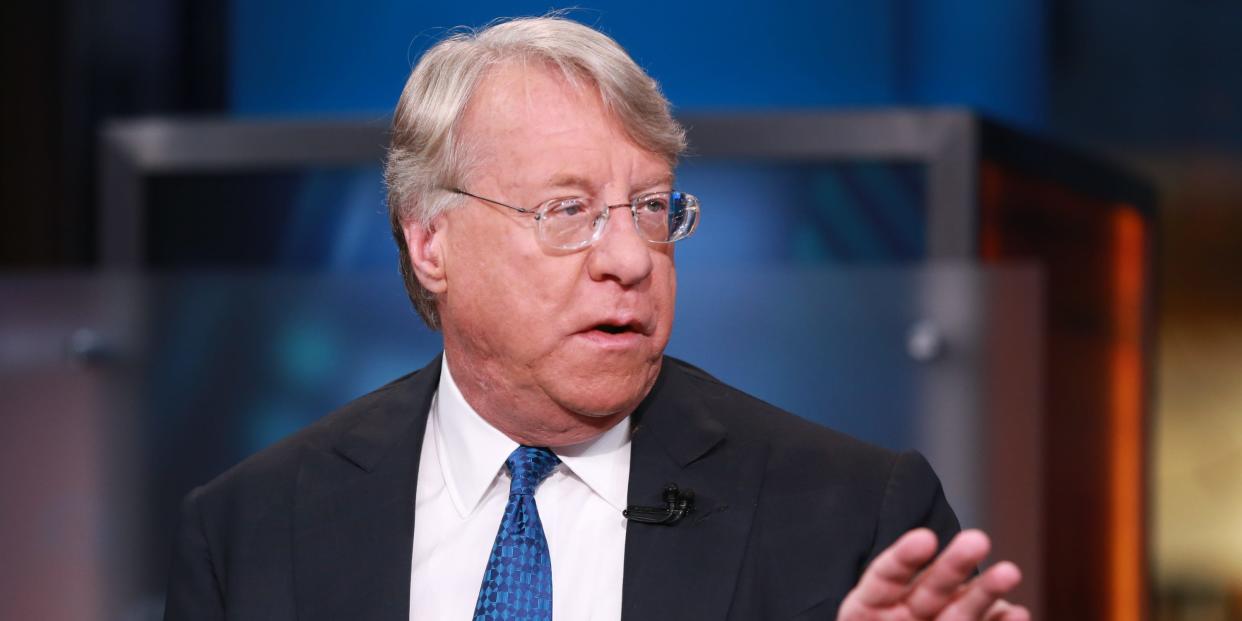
402,215,449,294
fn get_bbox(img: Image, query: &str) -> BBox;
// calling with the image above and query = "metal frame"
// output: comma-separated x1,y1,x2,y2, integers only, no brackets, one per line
680,109,981,260
98,109,1153,264
98,118,390,266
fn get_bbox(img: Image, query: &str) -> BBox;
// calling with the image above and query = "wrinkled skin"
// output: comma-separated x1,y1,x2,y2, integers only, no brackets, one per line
403,61,675,447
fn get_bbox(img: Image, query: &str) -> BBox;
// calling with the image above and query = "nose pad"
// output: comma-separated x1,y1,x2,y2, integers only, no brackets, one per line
598,203,636,238
585,203,638,246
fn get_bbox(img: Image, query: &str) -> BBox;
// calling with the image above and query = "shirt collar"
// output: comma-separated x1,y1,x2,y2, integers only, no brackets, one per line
433,354,632,517
555,412,631,512
433,355,518,518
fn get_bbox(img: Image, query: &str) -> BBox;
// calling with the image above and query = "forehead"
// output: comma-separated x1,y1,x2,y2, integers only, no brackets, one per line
457,60,670,191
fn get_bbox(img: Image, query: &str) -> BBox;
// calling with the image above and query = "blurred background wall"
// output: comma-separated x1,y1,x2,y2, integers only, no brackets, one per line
3,1,1241,620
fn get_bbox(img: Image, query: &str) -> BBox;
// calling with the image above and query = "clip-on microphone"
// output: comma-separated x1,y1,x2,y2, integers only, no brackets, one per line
623,483,694,525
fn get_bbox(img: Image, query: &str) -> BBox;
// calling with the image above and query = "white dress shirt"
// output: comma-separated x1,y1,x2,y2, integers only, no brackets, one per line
409,356,631,620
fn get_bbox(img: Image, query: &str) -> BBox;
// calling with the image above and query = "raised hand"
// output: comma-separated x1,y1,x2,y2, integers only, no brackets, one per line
838,528,1029,620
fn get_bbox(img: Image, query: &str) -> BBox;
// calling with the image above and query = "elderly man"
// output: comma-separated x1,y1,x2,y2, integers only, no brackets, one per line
165,16,1028,621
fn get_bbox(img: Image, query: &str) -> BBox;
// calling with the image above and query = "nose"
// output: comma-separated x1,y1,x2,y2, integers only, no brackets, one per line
585,204,654,287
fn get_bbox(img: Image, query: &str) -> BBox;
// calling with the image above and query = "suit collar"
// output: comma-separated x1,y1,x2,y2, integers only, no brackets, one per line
622,357,768,621
293,354,441,621
632,357,729,467
331,354,442,472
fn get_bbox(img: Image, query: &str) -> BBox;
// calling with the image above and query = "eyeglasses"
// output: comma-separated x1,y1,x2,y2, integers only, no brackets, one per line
449,188,700,252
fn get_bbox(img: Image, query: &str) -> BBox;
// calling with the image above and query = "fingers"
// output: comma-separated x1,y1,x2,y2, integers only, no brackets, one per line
851,527,940,607
939,561,1023,620
841,527,1028,621
905,529,993,616
983,599,1031,621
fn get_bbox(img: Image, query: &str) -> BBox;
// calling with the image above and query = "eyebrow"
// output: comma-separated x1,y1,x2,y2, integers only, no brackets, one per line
541,172,674,194
543,173,594,191
632,173,675,193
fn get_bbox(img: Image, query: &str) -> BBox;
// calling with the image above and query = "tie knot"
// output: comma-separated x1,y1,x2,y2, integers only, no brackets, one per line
505,445,560,496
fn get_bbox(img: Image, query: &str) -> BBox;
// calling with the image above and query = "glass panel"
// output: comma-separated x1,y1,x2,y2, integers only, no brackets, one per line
145,166,392,269
0,264,1040,617
675,159,928,266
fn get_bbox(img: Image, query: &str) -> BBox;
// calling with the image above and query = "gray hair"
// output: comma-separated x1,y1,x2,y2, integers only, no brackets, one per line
384,15,687,330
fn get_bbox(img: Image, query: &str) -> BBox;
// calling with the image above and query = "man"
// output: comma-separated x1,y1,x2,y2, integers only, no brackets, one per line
165,16,1028,621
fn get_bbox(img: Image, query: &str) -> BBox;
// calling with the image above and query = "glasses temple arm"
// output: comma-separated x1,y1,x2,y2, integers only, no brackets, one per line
449,188,534,215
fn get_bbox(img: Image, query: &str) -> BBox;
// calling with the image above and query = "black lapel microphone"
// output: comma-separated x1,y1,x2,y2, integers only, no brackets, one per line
623,483,694,525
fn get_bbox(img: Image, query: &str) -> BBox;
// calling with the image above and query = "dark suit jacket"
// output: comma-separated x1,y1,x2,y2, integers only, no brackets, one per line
165,355,960,620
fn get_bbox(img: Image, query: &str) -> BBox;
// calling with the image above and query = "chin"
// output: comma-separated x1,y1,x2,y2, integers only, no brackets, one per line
543,358,662,418
551,385,644,418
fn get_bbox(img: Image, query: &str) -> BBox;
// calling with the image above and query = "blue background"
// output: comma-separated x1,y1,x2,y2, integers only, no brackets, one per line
230,1,1047,129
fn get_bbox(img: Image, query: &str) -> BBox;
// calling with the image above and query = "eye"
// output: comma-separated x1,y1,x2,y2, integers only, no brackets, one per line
641,196,669,213
550,198,590,218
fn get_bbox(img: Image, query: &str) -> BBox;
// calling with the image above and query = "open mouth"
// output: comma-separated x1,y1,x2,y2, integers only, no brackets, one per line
593,323,634,335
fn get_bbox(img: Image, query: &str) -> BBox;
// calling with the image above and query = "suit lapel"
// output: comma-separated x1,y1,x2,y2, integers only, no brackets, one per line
293,355,441,621
622,359,769,621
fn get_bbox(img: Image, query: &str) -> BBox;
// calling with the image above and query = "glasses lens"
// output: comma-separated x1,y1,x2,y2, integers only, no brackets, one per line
539,198,602,250
538,192,700,249
644,192,698,243
634,193,672,242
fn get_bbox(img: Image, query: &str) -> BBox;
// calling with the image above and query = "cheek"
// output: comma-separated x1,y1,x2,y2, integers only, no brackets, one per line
444,217,524,318
652,253,678,333
444,220,582,348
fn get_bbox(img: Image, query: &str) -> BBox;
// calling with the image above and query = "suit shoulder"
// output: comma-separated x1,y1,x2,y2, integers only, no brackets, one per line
190,367,426,504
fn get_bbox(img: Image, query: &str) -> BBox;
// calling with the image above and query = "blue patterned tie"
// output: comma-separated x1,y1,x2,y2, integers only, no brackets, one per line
473,446,561,621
